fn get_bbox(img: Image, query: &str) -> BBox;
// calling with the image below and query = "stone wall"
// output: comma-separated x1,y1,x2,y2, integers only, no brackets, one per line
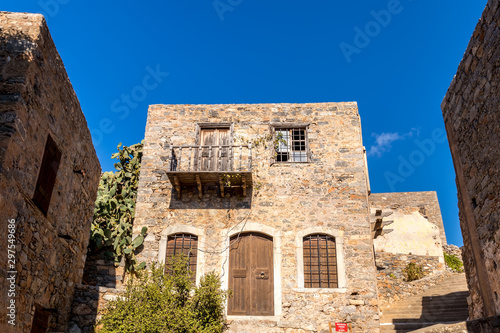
443,244,463,263
69,252,127,332
441,0,500,328
370,191,446,248
0,12,101,332
133,102,380,332
375,252,447,307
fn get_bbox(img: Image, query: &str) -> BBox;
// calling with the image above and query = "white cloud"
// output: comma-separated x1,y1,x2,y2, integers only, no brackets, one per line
367,129,417,158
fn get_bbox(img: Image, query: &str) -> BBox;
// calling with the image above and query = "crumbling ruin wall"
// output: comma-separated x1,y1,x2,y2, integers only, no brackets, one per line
370,191,446,256
0,12,101,332
441,0,500,328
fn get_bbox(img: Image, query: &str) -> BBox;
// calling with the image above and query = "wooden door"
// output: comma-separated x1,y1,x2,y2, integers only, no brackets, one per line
228,233,274,316
200,128,230,171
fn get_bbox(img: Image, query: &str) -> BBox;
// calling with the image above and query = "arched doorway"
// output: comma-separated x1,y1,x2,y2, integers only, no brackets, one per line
228,232,274,316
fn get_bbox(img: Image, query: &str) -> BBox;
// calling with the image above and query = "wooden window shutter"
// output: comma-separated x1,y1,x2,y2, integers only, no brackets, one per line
165,233,198,282
303,234,338,288
33,135,61,216
30,307,50,333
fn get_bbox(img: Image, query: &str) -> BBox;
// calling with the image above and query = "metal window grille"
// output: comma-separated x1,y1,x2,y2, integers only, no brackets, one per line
275,128,307,162
303,234,338,288
166,233,198,282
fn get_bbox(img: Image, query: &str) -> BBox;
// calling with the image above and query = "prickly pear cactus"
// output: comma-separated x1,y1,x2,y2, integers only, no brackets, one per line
90,141,147,273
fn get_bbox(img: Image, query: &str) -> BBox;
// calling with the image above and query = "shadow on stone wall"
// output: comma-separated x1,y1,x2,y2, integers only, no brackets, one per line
168,186,252,210
69,251,124,333
391,291,469,333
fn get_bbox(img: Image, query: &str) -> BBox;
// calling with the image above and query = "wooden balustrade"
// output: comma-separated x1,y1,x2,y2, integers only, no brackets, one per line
168,145,252,172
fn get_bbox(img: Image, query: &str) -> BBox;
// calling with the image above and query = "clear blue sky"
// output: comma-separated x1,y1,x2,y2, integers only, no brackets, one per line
4,1,488,246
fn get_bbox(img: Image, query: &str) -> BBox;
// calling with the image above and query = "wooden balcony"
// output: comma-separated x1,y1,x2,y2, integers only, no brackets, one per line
166,145,253,199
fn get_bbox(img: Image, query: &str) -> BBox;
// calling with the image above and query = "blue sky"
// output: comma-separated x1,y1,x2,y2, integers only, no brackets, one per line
3,1,488,246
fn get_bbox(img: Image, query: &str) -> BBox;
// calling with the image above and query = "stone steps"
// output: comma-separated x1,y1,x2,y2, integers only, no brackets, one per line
380,273,469,332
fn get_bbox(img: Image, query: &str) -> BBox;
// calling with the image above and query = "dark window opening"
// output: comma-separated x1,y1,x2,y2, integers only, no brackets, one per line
30,306,50,333
303,234,338,288
275,128,308,163
166,233,198,282
33,135,61,216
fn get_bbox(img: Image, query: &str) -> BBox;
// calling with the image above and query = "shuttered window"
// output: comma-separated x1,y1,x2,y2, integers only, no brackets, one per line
30,306,50,333
303,234,338,288
33,135,61,216
165,233,198,282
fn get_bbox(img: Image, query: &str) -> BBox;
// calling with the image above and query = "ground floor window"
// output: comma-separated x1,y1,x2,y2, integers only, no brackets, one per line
165,233,198,282
303,234,338,288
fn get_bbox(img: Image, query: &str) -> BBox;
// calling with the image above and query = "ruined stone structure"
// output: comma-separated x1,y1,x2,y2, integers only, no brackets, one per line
370,191,446,250
441,0,500,331
369,192,447,306
0,12,101,332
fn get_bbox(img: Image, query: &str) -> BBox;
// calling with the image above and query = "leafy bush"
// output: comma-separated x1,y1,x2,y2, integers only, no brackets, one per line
90,141,147,273
97,255,229,333
403,262,425,282
444,252,464,272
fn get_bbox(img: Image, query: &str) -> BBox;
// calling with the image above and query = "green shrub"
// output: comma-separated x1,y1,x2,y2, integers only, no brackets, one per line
444,252,464,272
97,255,229,333
404,262,425,282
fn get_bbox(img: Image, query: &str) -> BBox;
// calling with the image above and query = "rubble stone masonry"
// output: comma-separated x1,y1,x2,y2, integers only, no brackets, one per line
134,102,380,332
441,0,500,330
0,12,100,332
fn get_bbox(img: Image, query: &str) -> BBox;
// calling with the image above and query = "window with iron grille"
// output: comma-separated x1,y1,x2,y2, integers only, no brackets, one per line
33,135,61,216
275,128,308,163
303,234,338,288
165,233,198,282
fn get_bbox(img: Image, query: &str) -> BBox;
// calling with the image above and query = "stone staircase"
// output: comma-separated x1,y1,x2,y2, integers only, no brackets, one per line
380,273,469,332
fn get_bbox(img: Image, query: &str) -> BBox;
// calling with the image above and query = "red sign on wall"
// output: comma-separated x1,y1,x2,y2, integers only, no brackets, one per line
335,323,348,332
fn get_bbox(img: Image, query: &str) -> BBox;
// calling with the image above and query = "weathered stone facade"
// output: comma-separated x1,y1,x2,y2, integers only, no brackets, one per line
441,0,500,331
69,252,127,332
0,12,100,332
375,252,448,307
133,102,380,332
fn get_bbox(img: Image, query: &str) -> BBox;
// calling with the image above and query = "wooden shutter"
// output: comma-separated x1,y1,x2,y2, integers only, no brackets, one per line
30,307,50,333
199,128,231,171
228,232,274,316
303,234,338,288
33,135,61,216
165,234,198,282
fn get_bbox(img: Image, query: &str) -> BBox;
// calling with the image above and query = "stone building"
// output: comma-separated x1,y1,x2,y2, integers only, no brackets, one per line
0,12,101,332
129,102,447,332
133,102,379,332
441,0,500,331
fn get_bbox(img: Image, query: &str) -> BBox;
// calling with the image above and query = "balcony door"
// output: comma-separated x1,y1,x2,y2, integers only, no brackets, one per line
200,128,230,171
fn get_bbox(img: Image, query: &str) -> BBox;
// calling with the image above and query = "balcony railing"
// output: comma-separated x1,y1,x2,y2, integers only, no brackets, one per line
165,145,253,199
167,145,252,172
